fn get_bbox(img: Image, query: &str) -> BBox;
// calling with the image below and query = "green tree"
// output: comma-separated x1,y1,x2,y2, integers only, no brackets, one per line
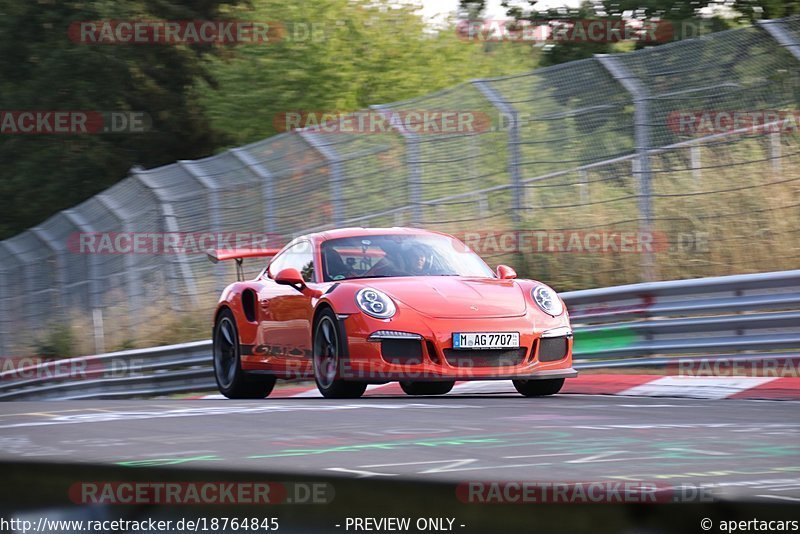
734,0,800,21
459,0,756,66
199,0,539,144
0,0,238,239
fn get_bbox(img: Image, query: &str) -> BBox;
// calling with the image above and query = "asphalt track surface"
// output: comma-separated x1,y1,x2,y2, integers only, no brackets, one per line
1,393,799,502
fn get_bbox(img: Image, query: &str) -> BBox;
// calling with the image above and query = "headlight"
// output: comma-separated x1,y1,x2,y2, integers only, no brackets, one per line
532,285,564,316
356,288,396,319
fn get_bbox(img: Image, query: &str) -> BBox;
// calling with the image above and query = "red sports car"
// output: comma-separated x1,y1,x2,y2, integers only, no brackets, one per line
208,227,576,399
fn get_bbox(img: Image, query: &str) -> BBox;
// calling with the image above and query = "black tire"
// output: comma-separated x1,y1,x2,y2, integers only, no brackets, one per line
213,309,276,399
312,308,367,399
399,381,455,396
512,378,564,397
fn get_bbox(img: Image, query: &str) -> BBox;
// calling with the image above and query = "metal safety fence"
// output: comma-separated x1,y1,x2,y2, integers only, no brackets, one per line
1,268,797,400
1,17,800,356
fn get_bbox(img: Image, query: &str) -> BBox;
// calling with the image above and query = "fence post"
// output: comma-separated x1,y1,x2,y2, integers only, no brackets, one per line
690,145,702,183
0,250,10,355
96,193,142,332
178,160,225,294
371,104,423,225
299,131,344,226
597,55,656,282
229,148,276,236
132,168,199,308
758,19,798,179
770,132,782,175
30,227,68,319
757,19,800,62
472,80,523,227
578,169,589,204
62,209,105,353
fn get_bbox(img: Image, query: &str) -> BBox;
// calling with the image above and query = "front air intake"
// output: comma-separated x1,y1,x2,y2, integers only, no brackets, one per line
538,336,569,362
380,339,424,365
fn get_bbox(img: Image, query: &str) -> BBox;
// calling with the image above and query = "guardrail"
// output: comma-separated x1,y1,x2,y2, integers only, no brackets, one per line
1,269,798,400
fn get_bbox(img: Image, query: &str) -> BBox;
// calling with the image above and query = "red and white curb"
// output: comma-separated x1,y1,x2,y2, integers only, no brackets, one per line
191,375,800,400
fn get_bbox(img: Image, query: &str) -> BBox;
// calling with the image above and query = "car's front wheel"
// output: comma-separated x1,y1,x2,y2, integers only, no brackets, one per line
512,378,564,397
399,381,455,396
213,309,276,399
313,308,367,399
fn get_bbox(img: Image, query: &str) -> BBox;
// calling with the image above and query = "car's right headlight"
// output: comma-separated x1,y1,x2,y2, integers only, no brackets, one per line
532,285,564,316
356,288,396,319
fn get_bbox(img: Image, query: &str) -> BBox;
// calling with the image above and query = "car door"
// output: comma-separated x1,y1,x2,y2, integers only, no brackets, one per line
257,241,317,370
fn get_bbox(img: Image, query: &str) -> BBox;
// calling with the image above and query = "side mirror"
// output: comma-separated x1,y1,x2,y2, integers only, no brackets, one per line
497,264,517,280
275,267,305,289
274,268,322,298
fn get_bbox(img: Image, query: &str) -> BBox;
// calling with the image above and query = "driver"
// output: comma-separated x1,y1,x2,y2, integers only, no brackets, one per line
404,245,428,275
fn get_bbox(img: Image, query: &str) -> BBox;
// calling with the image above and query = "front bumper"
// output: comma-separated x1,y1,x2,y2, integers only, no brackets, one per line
340,310,576,382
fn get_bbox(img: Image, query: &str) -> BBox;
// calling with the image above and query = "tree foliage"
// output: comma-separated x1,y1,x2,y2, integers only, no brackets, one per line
199,0,539,145
460,0,796,67
1,0,538,239
0,0,240,239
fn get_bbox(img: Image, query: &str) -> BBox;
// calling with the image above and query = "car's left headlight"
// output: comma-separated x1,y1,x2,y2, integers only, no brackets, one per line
356,288,396,319
532,285,564,316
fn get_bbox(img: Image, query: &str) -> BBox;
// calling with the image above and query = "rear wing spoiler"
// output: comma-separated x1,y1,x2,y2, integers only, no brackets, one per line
206,248,281,264
207,248,281,281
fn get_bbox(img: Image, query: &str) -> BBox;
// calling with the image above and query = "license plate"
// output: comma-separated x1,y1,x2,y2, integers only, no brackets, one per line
452,332,520,350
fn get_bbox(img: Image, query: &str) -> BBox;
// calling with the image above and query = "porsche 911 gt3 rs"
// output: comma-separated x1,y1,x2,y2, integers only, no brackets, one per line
208,227,576,399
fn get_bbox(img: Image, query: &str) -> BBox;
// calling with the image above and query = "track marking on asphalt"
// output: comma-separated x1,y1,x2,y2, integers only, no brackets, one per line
0,408,102,419
498,452,578,460
662,447,732,456
0,402,482,429
363,459,481,474
619,376,777,399
326,467,398,478
326,460,556,476
564,451,630,464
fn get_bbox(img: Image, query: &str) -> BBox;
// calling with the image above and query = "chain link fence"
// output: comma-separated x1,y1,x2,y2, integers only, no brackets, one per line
1,17,799,356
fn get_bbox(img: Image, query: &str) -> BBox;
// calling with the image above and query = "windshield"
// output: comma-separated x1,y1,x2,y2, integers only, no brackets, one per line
320,234,495,282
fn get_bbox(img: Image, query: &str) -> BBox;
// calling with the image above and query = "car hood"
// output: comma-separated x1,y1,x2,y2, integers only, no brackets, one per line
356,277,528,318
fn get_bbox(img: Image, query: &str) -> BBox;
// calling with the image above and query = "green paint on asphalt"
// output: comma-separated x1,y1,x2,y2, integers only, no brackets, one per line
117,455,223,467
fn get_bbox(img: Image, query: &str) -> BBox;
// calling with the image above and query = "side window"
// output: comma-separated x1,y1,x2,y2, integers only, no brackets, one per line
268,242,315,282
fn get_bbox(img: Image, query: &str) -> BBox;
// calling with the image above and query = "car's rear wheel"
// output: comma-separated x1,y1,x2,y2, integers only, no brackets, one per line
513,378,564,397
399,381,455,396
313,309,367,399
213,309,276,399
